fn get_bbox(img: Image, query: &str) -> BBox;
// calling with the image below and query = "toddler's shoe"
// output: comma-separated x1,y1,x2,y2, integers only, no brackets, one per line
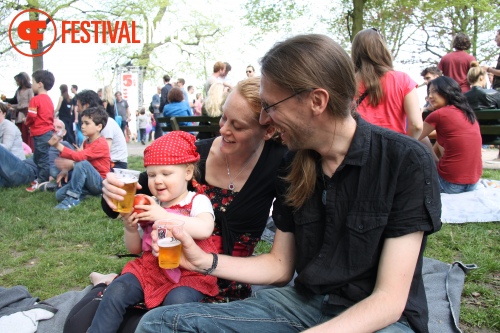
54,197,81,210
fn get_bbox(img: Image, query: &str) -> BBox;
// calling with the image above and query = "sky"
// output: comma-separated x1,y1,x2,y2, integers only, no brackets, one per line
0,0,434,109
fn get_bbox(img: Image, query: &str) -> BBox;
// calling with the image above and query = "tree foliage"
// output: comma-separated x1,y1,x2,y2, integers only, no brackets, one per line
243,0,500,67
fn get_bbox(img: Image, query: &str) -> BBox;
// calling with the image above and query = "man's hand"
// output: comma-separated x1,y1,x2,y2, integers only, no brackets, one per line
150,224,211,273
47,134,61,147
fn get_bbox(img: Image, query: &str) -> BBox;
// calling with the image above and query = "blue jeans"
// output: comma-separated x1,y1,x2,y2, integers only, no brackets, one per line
136,286,415,333
89,273,203,333
438,174,477,194
56,160,103,201
0,146,37,187
33,131,53,182
154,113,163,139
111,161,128,171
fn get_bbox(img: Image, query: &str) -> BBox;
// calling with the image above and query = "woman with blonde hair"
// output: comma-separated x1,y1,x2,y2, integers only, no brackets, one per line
351,28,422,139
464,61,500,163
465,61,500,110
203,83,225,117
102,85,115,119
198,83,226,139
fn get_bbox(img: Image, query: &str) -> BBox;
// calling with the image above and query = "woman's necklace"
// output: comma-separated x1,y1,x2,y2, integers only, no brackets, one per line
224,151,258,191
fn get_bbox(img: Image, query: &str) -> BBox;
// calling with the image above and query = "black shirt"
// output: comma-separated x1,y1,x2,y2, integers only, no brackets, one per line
272,117,441,333
492,53,500,91
465,86,500,110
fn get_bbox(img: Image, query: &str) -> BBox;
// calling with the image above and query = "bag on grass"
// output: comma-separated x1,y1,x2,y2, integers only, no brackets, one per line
423,257,477,333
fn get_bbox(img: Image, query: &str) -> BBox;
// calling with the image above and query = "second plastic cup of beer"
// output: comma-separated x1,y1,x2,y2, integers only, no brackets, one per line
156,219,184,269
112,168,141,213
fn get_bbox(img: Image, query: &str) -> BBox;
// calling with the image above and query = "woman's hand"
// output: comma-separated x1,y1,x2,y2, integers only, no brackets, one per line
102,172,142,209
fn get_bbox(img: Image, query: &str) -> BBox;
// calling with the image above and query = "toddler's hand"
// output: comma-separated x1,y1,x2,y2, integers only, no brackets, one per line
121,213,138,232
135,197,166,222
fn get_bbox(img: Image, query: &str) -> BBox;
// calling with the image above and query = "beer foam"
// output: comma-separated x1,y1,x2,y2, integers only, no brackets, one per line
119,177,138,184
114,168,140,183
158,238,181,247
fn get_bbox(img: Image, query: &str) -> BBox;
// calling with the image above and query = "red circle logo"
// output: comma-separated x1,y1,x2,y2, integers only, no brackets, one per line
8,9,57,58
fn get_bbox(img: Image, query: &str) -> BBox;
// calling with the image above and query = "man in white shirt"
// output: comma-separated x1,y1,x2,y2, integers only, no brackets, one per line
0,103,37,187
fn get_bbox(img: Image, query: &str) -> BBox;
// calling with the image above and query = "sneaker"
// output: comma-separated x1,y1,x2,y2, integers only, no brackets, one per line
54,197,81,210
26,180,39,192
38,181,58,192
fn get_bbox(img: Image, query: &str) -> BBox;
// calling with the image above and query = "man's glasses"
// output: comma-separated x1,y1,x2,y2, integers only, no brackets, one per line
261,89,311,113
246,71,253,73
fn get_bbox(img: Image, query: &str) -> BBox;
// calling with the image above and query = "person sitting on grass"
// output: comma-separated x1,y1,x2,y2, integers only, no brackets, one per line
48,106,110,210
0,103,37,187
38,119,74,192
86,131,218,333
419,76,482,194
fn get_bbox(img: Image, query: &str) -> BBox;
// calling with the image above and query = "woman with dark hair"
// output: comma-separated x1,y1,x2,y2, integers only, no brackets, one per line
351,29,422,139
54,84,76,145
3,72,34,150
419,76,482,194
163,87,192,127
438,33,476,93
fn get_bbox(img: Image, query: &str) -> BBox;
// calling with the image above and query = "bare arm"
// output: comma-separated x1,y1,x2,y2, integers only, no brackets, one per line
305,231,424,333
153,228,296,286
485,66,500,77
106,138,112,150
135,196,215,240
122,213,142,254
54,96,63,116
418,121,436,141
404,88,423,139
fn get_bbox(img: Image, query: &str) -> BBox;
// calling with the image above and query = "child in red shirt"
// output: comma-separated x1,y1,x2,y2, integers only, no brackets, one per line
48,106,110,210
26,70,55,191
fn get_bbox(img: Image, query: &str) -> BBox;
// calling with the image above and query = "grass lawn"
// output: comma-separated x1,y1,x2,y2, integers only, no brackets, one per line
1,157,499,332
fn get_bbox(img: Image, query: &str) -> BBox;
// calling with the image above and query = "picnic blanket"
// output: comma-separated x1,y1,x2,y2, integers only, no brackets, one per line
441,179,500,223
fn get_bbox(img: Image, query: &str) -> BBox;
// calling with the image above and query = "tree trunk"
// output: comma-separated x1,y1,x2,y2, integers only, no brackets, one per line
351,0,366,41
32,39,43,71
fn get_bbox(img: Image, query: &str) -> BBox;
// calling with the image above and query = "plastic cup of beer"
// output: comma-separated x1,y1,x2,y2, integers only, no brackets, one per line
156,219,184,269
112,168,141,213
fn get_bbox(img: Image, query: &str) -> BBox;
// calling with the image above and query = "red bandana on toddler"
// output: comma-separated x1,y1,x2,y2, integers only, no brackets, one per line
144,131,200,167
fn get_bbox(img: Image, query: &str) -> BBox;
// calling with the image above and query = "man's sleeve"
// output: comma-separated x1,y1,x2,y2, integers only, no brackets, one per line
271,152,296,233
385,144,441,238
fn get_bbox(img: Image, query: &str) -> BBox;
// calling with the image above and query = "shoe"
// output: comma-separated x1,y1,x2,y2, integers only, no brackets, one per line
26,180,39,192
141,141,145,145
38,181,58,192
54,197,81,210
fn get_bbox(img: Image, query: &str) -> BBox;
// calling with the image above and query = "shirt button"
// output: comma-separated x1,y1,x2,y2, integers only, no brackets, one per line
425,179,431,185
358,224,364,230
425,196,431,204
318,254,324,258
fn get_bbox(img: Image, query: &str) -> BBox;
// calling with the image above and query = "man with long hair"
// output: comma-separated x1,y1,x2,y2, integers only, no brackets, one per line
137,34,442,333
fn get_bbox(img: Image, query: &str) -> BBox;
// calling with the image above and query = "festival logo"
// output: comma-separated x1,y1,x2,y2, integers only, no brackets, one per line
9,9,141,57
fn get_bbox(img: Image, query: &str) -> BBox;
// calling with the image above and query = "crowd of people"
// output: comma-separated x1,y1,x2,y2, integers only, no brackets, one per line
1,28,500,333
